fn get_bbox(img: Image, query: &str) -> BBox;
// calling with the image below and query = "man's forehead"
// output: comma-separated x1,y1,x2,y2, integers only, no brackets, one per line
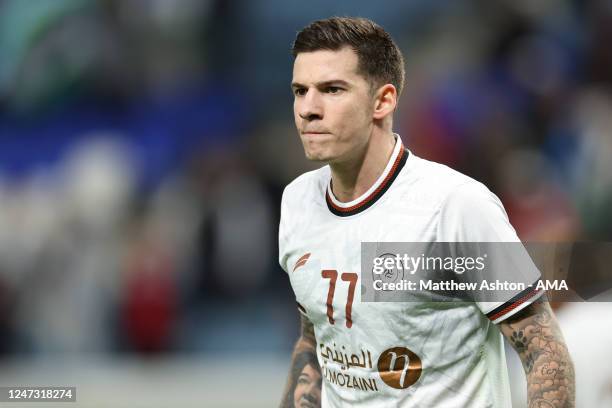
292,47,361,82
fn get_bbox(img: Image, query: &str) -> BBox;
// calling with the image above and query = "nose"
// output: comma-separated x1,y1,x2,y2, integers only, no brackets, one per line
304,381,317,396
298,89,323,121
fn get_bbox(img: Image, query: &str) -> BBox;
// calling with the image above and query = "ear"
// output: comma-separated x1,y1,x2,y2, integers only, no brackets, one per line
372,84,397,120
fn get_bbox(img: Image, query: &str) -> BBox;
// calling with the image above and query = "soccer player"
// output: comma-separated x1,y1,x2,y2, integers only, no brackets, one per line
279,17,574,407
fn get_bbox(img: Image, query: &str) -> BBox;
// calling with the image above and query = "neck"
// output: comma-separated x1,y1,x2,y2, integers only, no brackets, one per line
329,129,396,202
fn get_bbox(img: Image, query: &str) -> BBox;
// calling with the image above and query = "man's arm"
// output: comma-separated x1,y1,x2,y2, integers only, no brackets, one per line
499,299,575,408
280,314,321,408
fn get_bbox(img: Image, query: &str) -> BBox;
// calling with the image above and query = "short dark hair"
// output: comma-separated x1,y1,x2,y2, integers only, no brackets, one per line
292,17,405,95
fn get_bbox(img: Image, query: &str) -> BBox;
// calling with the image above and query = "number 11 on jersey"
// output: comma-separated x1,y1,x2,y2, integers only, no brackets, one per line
321,270,358,328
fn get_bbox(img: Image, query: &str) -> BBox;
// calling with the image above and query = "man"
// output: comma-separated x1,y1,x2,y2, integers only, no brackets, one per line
279,17,574,407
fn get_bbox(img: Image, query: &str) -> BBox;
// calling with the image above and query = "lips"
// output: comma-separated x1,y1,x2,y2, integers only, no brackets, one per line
301,127,329,133
299,400,316,408
301,131,329,136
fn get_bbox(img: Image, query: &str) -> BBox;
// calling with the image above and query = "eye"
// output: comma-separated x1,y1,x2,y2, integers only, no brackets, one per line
326,86,342,94
293,88,307,96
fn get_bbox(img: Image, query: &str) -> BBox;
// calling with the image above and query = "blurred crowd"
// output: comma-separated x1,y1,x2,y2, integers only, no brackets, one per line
0,0,610,371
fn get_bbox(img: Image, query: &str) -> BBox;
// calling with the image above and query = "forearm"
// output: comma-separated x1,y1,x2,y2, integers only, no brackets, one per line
500,301,575,408
280,315,321,408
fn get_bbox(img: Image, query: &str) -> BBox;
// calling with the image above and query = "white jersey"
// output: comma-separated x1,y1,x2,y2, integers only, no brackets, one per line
279,136,542,407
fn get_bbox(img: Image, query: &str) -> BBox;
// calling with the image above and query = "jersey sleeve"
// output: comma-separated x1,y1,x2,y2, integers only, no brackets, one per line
278,187,310,317
278,187,291,275
437,182,543,324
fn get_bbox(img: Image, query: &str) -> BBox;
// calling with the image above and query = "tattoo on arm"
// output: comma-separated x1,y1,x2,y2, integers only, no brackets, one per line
499,300,575,408
280,315,322,408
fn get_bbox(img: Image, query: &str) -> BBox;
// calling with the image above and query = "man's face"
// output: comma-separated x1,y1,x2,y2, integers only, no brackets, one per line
292,47,375,163
293,363,322,408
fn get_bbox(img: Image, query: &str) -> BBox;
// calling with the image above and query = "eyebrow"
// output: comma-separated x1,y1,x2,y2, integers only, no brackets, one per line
291,79,351,90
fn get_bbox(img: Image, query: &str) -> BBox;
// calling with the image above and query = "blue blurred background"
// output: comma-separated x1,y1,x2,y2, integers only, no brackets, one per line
0,0,611,406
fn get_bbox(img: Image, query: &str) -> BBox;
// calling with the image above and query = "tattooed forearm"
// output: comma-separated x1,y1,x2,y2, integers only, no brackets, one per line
499,300,575,408
280,315,322,408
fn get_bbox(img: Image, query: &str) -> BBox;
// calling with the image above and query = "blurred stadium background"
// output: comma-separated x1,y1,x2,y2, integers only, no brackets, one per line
0,0,611,406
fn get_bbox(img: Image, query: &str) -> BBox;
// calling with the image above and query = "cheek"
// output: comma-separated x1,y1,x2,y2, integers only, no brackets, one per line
293,102,300,123
294,384,305,400
334,103,370,136
343,95,370,119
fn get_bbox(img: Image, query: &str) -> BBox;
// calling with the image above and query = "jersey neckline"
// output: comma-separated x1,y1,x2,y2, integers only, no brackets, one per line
325,135,409,217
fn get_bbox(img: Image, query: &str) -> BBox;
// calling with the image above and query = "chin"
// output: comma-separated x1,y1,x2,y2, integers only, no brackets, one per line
304,150,334,163
301,138,334,162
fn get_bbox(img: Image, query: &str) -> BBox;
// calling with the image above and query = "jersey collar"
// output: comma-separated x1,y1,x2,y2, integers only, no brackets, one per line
326,135,408,217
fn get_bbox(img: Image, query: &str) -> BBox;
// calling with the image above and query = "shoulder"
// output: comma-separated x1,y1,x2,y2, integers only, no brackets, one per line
278,166,328,271
281,165,329,209
405,153,515,240
405,152,491,208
